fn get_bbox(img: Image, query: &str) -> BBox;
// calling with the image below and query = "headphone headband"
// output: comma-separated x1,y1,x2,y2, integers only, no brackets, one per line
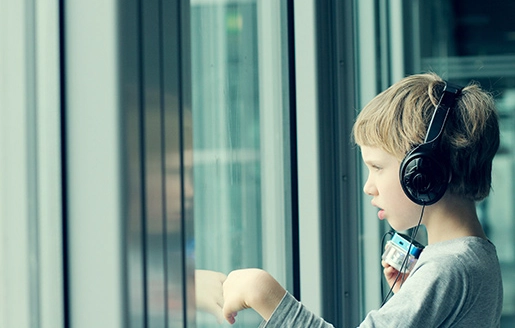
424,83,462,145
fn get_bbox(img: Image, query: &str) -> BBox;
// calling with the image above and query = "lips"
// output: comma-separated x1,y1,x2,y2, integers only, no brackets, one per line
372,201,386,220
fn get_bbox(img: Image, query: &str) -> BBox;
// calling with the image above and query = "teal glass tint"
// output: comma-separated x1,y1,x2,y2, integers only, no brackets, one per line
190,1,294,327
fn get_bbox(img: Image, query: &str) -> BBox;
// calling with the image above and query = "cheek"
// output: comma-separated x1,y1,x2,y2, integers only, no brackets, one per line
386,175,420,212
383,171,404,197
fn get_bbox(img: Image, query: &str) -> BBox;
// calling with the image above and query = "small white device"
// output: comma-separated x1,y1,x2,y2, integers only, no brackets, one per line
382,232,424,273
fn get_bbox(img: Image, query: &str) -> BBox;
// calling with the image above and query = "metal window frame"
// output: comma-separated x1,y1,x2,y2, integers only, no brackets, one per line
0,0,64,327
64,0,194,327
295,0,362,326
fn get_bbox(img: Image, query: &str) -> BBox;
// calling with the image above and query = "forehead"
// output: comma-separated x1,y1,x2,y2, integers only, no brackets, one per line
360,146,400,165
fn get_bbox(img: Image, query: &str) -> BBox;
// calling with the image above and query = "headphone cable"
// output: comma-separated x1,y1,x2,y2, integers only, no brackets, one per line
381,205,425,306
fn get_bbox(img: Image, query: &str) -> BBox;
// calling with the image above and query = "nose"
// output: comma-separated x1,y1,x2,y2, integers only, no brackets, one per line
363,176,377,196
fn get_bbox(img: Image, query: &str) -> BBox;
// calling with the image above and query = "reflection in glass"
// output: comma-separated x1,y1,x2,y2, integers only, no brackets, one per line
191,0,293,326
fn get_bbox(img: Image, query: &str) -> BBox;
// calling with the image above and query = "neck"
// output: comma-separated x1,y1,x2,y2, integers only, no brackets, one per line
423,194,487,245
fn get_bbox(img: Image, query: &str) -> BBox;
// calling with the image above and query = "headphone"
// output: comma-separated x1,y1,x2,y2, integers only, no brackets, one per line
399,82,463,205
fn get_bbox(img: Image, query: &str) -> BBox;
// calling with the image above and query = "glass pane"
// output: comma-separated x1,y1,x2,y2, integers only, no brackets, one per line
190,0,293,327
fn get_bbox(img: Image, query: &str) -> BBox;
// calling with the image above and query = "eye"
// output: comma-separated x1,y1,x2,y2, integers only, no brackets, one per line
372,165,382,171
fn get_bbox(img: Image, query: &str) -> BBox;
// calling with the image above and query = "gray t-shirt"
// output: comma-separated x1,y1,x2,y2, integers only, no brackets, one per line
259,237,503,327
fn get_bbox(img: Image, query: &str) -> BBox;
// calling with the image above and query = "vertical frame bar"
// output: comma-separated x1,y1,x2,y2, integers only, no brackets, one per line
64,1,126,327
0,1,37,326
330,1,361,325
295,0,361,326
178,0,195,325
161,0,186,321
140,0,167,326
314,0,361,326
0,0,64,327
161,0,193,326
294,0,324,316
36,1,65,327
286,0,301,301
119,0,145,326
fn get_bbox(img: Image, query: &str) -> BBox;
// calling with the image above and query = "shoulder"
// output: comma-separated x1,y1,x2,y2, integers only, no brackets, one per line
362,237,503,327
402,237,503,326
409,237,502,311
416,236,500,275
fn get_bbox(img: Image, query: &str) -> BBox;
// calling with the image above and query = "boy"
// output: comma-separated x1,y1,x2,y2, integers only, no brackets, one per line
221,73,503,327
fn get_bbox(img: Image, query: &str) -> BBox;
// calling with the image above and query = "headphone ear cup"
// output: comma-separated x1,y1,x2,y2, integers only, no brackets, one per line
400,146,449,205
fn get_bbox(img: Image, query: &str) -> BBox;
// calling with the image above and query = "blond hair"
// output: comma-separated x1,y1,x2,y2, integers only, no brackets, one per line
353,73,500,201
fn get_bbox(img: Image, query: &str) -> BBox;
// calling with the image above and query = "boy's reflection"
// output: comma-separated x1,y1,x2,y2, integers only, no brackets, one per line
166,149,227,323
123,91,228,324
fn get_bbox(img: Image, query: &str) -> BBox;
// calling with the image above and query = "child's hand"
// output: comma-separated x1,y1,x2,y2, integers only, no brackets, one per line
381,261,409,294
222,269,286,325
195,269,227,323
